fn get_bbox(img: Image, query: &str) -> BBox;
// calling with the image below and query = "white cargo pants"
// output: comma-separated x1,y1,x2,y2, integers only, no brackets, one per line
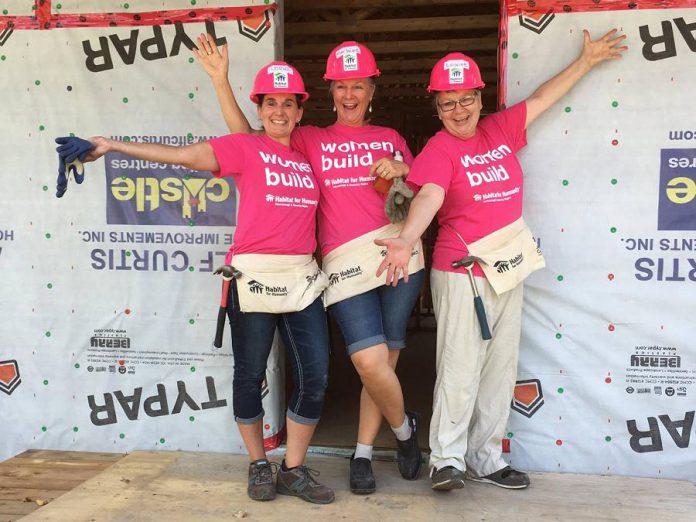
429,268,523,477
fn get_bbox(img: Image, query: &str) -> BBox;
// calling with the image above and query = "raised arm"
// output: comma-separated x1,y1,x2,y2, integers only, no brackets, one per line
83,136,219,173
193,33,258,134
525,28,627,128
375,183,445,285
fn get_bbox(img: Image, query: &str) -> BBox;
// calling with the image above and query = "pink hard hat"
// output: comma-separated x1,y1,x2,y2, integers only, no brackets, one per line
323,41,381,81
427,53,485,92
249,61,309,104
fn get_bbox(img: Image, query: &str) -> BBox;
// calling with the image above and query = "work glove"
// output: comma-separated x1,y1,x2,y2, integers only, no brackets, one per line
384,177,414,223
55,136,94,198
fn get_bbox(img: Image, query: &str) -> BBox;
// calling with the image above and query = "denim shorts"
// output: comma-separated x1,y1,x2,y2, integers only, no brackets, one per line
329,269,424,355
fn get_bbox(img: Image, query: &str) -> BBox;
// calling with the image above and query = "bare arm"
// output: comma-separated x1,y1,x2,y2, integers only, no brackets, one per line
194,33,259,134
375,183,445,285
525,28,627,128
84,137,219,173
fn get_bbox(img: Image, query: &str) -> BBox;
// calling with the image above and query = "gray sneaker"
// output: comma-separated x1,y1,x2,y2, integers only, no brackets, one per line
431,466,466,491
466,466,530,489
247,459,277,501
276,464,335,504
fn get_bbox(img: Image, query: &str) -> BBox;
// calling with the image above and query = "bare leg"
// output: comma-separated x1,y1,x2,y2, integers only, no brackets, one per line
238,421,266,462
285,417,318,468
351,344,405,429
357,350,401,444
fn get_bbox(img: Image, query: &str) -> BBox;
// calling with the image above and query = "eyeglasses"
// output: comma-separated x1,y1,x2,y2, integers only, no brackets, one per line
437,92,479,112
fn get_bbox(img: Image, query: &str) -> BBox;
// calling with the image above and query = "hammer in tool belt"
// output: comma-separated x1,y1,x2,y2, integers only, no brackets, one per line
452,256,492,340
213,265,241,348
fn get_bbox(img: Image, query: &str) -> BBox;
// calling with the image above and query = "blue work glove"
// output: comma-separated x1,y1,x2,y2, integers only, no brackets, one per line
55,136,95,198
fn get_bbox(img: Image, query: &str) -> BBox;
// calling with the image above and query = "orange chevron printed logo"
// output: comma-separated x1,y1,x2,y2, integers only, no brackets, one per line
0,359,21,395
511,378,544,418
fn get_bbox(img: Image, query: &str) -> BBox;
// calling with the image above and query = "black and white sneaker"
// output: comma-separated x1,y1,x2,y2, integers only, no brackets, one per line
430,466,466,491
395,411,422,480
350,454,376,494
466,466,530,489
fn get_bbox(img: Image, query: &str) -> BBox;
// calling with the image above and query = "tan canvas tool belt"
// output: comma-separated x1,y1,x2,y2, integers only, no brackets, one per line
231,254,328,313
453,217,545,295
322,223,425,307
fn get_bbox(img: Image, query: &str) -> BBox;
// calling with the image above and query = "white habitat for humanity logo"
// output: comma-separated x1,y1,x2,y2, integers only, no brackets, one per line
444,59,470,84
336,45,360,71
267,64,293,89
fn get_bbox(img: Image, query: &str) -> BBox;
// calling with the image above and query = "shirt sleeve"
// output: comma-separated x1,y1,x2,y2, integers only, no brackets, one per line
290,126,313,157
406,141,455,193
208,134,246,178
395,131,415,166
487,102,528,152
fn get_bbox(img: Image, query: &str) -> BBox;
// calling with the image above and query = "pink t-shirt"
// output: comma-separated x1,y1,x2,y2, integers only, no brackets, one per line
209,134,319,262
407,102,528,277
291,123,414,256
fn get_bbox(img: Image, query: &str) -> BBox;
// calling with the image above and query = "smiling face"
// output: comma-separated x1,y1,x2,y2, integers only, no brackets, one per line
256,94,303,145
331,78,375,127
436,89,482,140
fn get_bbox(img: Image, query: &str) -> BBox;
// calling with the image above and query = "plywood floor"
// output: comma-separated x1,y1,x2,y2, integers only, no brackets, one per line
3,450,695,522
0,449,124,521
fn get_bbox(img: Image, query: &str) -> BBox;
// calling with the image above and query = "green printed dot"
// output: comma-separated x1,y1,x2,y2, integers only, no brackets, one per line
73,426,79,432
512,52,519,59
507,432,514,438
564,106,571,113
74,363,80,369
188,57,195,64
189,220,196,227
188,266,195,272
189,416,195,422
190,366,196,372
188,92,195,99
119,433,125,439
121,176,127,180
562,179,569,186
187,132,193,139
611,178,618,185
123,136,131,142
184,175,191,180
557,387,564,394
45,233,51,239
124,3,130,9
610,227,617,233
45,331,51,337
189,319,195,325
39,125,45,131
41,426,47,432
159,438,166,444
555,333,562,340
605,436,612,442
35,80,41,86
122,97,129,103
57,4,63,9
43,379,49,385
1,55,6,61
191,0,197,5
47,283,53,289
126,250,131,256
32,4,36,9
42,185,48,191
557,275,564,282
2,10,8,15
69,132,75,137
611,101,619,108
264,0,270,4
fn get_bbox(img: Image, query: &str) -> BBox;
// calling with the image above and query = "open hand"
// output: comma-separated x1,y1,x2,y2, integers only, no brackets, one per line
581,28,628,68
193,33,229,80
374,237,412,286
